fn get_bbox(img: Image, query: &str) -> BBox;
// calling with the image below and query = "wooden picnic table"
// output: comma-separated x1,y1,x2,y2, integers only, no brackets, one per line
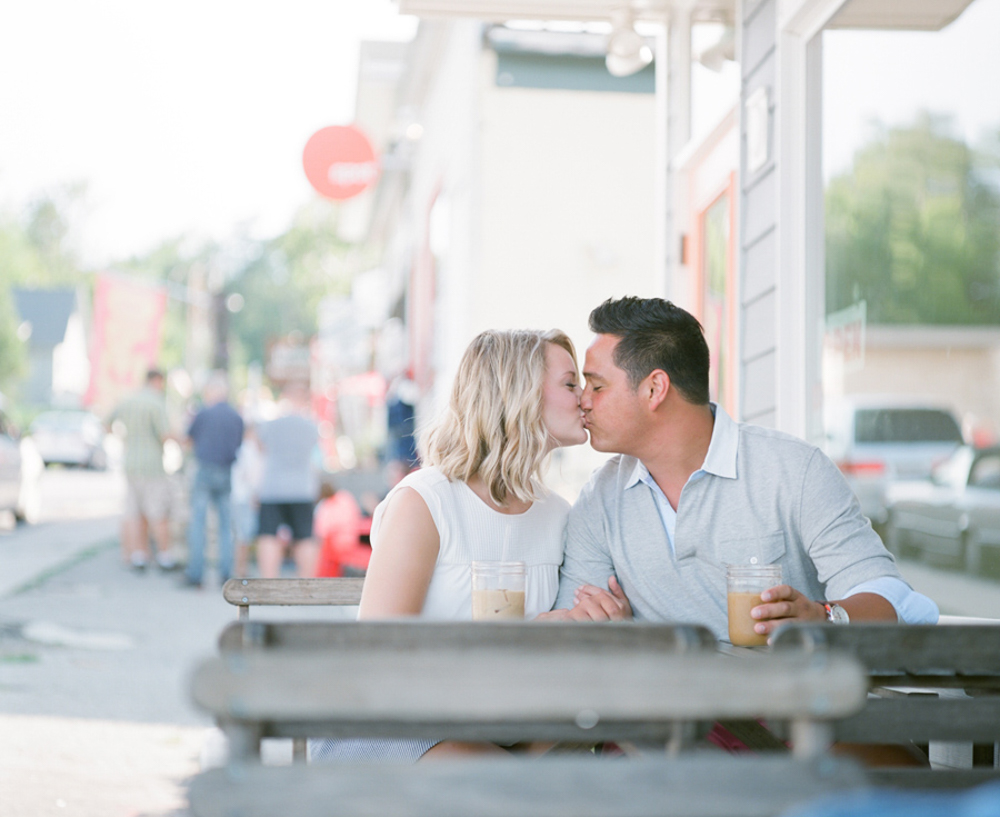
188,620,875,817
771,622,1000,766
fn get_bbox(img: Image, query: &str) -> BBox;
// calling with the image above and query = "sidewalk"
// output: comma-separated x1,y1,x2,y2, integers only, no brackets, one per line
0,517,237,817
0,508,357,817
0,515,122,599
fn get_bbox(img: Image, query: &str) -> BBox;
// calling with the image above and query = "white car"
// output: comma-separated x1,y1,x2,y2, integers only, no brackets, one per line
824,397,965,529
885,446,1000,575
0,403,42,524
29,410,108,470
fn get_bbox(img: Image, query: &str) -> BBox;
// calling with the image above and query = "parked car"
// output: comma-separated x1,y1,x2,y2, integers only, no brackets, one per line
0,400,42,523
824,397,965,528
29,409,108,469
884,445,1000,575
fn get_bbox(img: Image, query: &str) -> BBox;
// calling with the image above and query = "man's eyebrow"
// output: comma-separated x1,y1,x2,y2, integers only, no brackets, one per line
583,371,604,382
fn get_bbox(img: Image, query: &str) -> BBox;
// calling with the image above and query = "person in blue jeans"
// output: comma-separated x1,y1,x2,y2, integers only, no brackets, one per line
183,372,244,588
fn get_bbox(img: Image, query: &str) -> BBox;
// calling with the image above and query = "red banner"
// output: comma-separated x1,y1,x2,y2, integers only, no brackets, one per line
85,273,167,417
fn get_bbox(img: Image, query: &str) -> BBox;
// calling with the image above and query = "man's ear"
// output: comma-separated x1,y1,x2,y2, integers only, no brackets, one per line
646,370,670,410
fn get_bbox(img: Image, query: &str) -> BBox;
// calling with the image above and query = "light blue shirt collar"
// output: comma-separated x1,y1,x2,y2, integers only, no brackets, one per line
624,402,738,491
624,403,739,553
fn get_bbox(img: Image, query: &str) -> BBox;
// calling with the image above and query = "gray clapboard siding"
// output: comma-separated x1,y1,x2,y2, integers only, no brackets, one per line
742,168,777,246
744,227,777,303
742,0,777,78
740,0,779,424
741,352,776,422
743,292,777,361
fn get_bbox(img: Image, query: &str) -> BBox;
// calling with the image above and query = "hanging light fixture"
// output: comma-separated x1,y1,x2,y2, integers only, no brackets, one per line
606,8,653,77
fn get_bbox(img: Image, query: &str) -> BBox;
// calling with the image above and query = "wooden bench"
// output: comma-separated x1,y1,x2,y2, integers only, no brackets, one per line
212,619,720,762
222,577,364,620
188,621,872,817
189,755,870,817
771,623,1000,770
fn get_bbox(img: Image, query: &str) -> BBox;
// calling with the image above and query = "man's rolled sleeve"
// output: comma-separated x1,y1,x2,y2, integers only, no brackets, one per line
798,449,904,600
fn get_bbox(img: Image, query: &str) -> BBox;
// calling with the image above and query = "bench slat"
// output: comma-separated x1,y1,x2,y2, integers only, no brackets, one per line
217,620,717,653
189,756,869,817
222,578,365,608
192,646,867,734
832,696,1000,743
772,624,1000,681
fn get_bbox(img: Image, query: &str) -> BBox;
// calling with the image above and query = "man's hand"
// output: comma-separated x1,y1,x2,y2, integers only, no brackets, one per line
750,584,826,638
566,576,633,622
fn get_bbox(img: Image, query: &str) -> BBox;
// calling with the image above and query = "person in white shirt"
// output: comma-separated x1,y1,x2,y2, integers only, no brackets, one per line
311,328,588,764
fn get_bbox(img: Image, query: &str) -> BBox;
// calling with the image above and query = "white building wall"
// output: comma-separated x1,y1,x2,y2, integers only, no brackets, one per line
395,21,483,421
476,58,658,355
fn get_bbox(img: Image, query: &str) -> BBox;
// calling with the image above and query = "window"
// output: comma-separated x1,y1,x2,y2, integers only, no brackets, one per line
854,409,963,445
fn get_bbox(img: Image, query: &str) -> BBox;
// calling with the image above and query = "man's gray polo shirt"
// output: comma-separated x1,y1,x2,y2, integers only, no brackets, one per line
555,405,921,639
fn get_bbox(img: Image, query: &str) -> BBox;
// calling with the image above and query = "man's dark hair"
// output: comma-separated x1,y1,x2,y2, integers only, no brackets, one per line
146,369,165,383
588,296,710,405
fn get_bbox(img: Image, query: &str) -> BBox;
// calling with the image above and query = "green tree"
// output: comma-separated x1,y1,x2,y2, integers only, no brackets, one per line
826,113,1000,324
229,200,363,368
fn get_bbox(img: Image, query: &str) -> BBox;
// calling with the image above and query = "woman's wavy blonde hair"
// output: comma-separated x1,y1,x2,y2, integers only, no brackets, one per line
418,329,578,506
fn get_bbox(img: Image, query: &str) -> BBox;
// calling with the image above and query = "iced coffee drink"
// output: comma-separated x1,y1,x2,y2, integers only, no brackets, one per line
726,564,782,646
471,561,526,621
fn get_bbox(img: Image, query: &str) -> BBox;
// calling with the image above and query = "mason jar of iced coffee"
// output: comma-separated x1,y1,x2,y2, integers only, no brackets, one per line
726,564,782,646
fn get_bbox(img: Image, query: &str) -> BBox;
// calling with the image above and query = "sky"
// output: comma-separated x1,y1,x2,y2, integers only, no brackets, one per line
1,0,998,268
0,0,417,266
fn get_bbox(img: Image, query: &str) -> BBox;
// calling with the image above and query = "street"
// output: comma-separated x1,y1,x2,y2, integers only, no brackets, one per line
1,467,999,816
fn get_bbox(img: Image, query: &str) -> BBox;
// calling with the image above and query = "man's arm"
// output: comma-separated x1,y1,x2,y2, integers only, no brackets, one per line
537,482,632,621
749,587,896,639
552,486,617,610
750,448,935,635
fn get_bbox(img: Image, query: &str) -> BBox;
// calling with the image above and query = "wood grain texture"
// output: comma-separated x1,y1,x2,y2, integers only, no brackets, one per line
771,624,1000,680
222,578,365,608
217,619,717,652
193,623,867,741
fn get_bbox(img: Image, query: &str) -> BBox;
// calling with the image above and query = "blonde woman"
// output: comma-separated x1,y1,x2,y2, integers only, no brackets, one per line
311,328,587,763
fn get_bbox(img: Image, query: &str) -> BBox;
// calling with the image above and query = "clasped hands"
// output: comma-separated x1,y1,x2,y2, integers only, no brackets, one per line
540,579,828,631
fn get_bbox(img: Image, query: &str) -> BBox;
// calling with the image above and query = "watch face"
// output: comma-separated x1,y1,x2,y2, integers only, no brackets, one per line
828,604,850,624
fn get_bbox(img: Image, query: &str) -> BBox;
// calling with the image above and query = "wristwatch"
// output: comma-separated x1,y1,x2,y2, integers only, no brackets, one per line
824,602,850,624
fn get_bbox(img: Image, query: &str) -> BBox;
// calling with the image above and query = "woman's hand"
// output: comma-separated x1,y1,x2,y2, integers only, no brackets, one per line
567,576,632,621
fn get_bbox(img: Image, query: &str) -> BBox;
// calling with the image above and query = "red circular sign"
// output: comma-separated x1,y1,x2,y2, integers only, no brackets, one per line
302,125,380,200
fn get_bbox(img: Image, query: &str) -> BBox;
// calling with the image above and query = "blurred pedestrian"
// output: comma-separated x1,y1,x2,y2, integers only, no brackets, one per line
183,372,244,588
230,424,263,579
108,368,176,571
255,382,321,578
314,478,366,578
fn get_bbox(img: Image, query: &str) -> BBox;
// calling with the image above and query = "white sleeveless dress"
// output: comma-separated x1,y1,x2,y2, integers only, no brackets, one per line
310,466,570,762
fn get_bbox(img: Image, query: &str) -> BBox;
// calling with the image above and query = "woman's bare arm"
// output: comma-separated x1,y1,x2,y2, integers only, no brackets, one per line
358,487,440,618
